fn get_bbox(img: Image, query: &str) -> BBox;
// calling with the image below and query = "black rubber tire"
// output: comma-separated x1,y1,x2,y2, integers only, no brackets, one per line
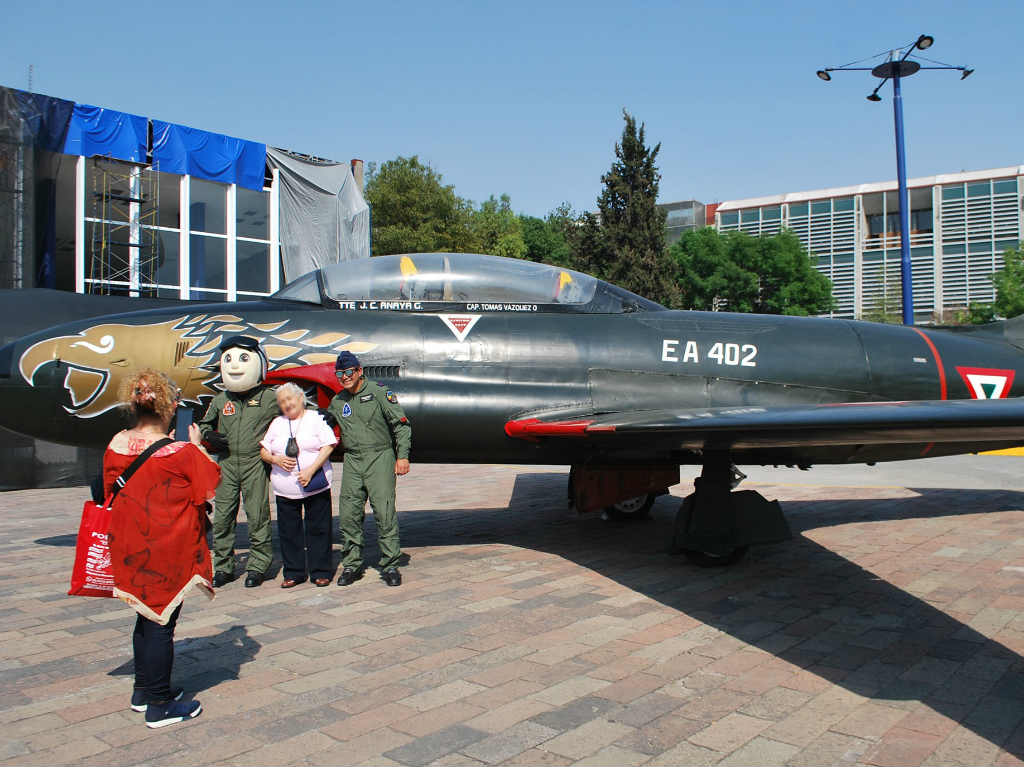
682,545,750,567
604,493,656,520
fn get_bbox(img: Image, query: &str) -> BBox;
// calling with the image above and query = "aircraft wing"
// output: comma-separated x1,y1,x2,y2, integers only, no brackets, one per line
505,398,1024,451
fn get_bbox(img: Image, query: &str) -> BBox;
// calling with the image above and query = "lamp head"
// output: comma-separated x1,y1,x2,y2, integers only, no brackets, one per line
866,92,882,102
816,70,832,82
915,34,934,50
960,68,974,80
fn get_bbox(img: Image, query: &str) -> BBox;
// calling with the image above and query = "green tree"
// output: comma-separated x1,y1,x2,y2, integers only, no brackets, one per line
992,241,1024,319
669,228,833,315
572,110,679,306
951,302,996,325
364,156,476,255
520,204,573,267
470,194,526,260
670,228,758,311
749,230,833,315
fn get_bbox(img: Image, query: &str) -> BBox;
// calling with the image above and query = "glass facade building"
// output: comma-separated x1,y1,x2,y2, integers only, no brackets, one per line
74,157,278,300
713,166,1024,322
659,200,707,244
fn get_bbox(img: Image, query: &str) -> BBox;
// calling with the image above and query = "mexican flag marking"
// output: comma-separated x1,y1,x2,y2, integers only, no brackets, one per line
956,366,1016,399
439,314,481,343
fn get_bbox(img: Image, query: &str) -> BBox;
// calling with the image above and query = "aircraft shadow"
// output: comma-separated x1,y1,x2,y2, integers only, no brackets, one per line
396,472,1024,758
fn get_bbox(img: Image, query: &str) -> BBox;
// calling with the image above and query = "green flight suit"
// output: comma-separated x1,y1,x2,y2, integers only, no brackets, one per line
328,379,412,570
199,386,279,575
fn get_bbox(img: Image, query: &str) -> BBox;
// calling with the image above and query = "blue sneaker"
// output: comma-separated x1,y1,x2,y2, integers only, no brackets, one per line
145,699,201,728
131,687,183,712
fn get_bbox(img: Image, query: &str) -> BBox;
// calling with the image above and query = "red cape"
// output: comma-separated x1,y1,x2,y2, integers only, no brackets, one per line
104,440,220,624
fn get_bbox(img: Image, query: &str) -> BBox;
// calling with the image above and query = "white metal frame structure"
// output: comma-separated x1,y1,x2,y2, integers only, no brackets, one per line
74,160,278,301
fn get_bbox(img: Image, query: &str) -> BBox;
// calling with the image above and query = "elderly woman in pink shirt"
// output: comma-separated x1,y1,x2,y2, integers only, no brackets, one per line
260,383,338,587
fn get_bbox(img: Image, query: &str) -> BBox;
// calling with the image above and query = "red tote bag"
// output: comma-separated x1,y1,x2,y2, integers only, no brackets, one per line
68,438,172,598
68,500,115,597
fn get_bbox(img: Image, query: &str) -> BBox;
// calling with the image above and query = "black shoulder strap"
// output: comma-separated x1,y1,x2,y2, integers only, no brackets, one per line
110,437,173,504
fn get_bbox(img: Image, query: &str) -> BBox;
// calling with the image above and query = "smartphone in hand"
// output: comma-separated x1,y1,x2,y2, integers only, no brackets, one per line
174,406,194,442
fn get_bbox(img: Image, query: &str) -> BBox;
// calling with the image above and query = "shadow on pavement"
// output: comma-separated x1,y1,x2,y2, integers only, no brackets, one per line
107,624,261,694
399,471,1024,759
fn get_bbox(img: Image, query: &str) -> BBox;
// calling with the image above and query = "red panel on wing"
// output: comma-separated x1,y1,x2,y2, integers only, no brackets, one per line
505,418,605,439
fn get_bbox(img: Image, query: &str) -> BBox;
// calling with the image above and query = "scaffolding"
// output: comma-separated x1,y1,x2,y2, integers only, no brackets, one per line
0,88,36,290
86,157,161,295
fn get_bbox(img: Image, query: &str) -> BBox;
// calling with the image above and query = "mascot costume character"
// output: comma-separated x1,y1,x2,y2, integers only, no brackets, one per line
199,336,279,587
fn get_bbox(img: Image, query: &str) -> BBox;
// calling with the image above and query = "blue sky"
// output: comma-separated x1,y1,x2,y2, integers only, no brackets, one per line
3,0,1020,217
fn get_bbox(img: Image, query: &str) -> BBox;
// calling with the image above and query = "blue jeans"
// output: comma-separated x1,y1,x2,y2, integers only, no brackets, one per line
132,603,181,703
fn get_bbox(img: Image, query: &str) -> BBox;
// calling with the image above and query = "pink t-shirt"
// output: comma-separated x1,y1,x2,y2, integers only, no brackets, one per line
260,411,338,499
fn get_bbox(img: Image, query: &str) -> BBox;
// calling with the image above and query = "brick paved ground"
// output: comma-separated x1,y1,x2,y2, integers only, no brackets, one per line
1,464,1024,765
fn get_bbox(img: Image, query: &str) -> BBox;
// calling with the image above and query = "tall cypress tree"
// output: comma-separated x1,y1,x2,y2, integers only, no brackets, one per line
587,110,678,306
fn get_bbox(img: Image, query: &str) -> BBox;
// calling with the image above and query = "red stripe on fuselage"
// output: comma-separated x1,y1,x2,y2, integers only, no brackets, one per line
911,328,947,400
505,418,594,438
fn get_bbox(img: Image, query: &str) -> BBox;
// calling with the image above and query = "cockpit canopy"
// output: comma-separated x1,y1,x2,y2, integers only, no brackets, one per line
271,253,664,314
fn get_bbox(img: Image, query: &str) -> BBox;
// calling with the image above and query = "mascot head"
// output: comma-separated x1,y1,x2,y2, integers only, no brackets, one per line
219,335,267,393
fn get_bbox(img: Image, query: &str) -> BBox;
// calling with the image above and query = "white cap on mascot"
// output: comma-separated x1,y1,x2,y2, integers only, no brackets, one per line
219,335,267,393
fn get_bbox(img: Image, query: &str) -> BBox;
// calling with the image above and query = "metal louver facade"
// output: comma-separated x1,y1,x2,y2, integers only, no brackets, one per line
714,167,1023,322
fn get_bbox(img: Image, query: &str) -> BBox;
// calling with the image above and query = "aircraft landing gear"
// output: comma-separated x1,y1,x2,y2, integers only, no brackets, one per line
604,493,656,520
671,452,791,567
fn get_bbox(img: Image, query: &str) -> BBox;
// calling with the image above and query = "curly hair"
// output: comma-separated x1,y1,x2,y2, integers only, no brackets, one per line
119,368,179,423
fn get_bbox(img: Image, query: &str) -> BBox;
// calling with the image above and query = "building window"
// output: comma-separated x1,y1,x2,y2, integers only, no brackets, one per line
190,234,226,293
237,186,270,239
237,241,270,294
189,179,226,234
911,209,932,233
152,231,180,298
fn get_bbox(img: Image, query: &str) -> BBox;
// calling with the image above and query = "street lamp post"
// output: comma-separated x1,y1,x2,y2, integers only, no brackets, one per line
817,36,973,325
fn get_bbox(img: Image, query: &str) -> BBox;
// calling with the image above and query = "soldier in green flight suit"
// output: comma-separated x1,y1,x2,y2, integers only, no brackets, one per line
199,336,280,588
327,351,412,587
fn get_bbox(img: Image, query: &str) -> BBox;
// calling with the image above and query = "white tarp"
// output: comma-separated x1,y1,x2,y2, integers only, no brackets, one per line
266,147,370,283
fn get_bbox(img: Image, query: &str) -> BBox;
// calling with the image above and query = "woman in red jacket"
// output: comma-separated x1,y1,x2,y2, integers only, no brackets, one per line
104,369,219,728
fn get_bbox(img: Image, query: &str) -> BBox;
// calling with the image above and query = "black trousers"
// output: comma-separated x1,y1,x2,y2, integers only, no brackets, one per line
276,489,333,581
133,603,182,703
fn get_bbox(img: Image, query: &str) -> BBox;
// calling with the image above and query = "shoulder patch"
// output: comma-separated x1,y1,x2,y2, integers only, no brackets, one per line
386,390,398,404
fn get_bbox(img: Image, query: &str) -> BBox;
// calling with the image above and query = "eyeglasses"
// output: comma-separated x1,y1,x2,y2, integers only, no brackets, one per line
336,368,358,379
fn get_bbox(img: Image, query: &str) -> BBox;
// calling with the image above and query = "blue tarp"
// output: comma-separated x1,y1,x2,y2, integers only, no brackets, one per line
62,104,148,162
5,88,74,152
152,121,266,190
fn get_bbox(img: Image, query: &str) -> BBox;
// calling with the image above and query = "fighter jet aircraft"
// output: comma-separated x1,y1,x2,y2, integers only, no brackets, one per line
4,252,1024,563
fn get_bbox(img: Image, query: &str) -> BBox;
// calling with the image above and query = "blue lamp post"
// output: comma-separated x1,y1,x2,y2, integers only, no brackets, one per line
817,35,973,325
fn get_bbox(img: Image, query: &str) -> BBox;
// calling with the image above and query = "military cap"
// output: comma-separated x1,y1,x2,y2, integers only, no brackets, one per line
335,350,361,371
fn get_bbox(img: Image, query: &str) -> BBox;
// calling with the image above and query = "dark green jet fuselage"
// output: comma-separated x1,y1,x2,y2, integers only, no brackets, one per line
3,253,1024,471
